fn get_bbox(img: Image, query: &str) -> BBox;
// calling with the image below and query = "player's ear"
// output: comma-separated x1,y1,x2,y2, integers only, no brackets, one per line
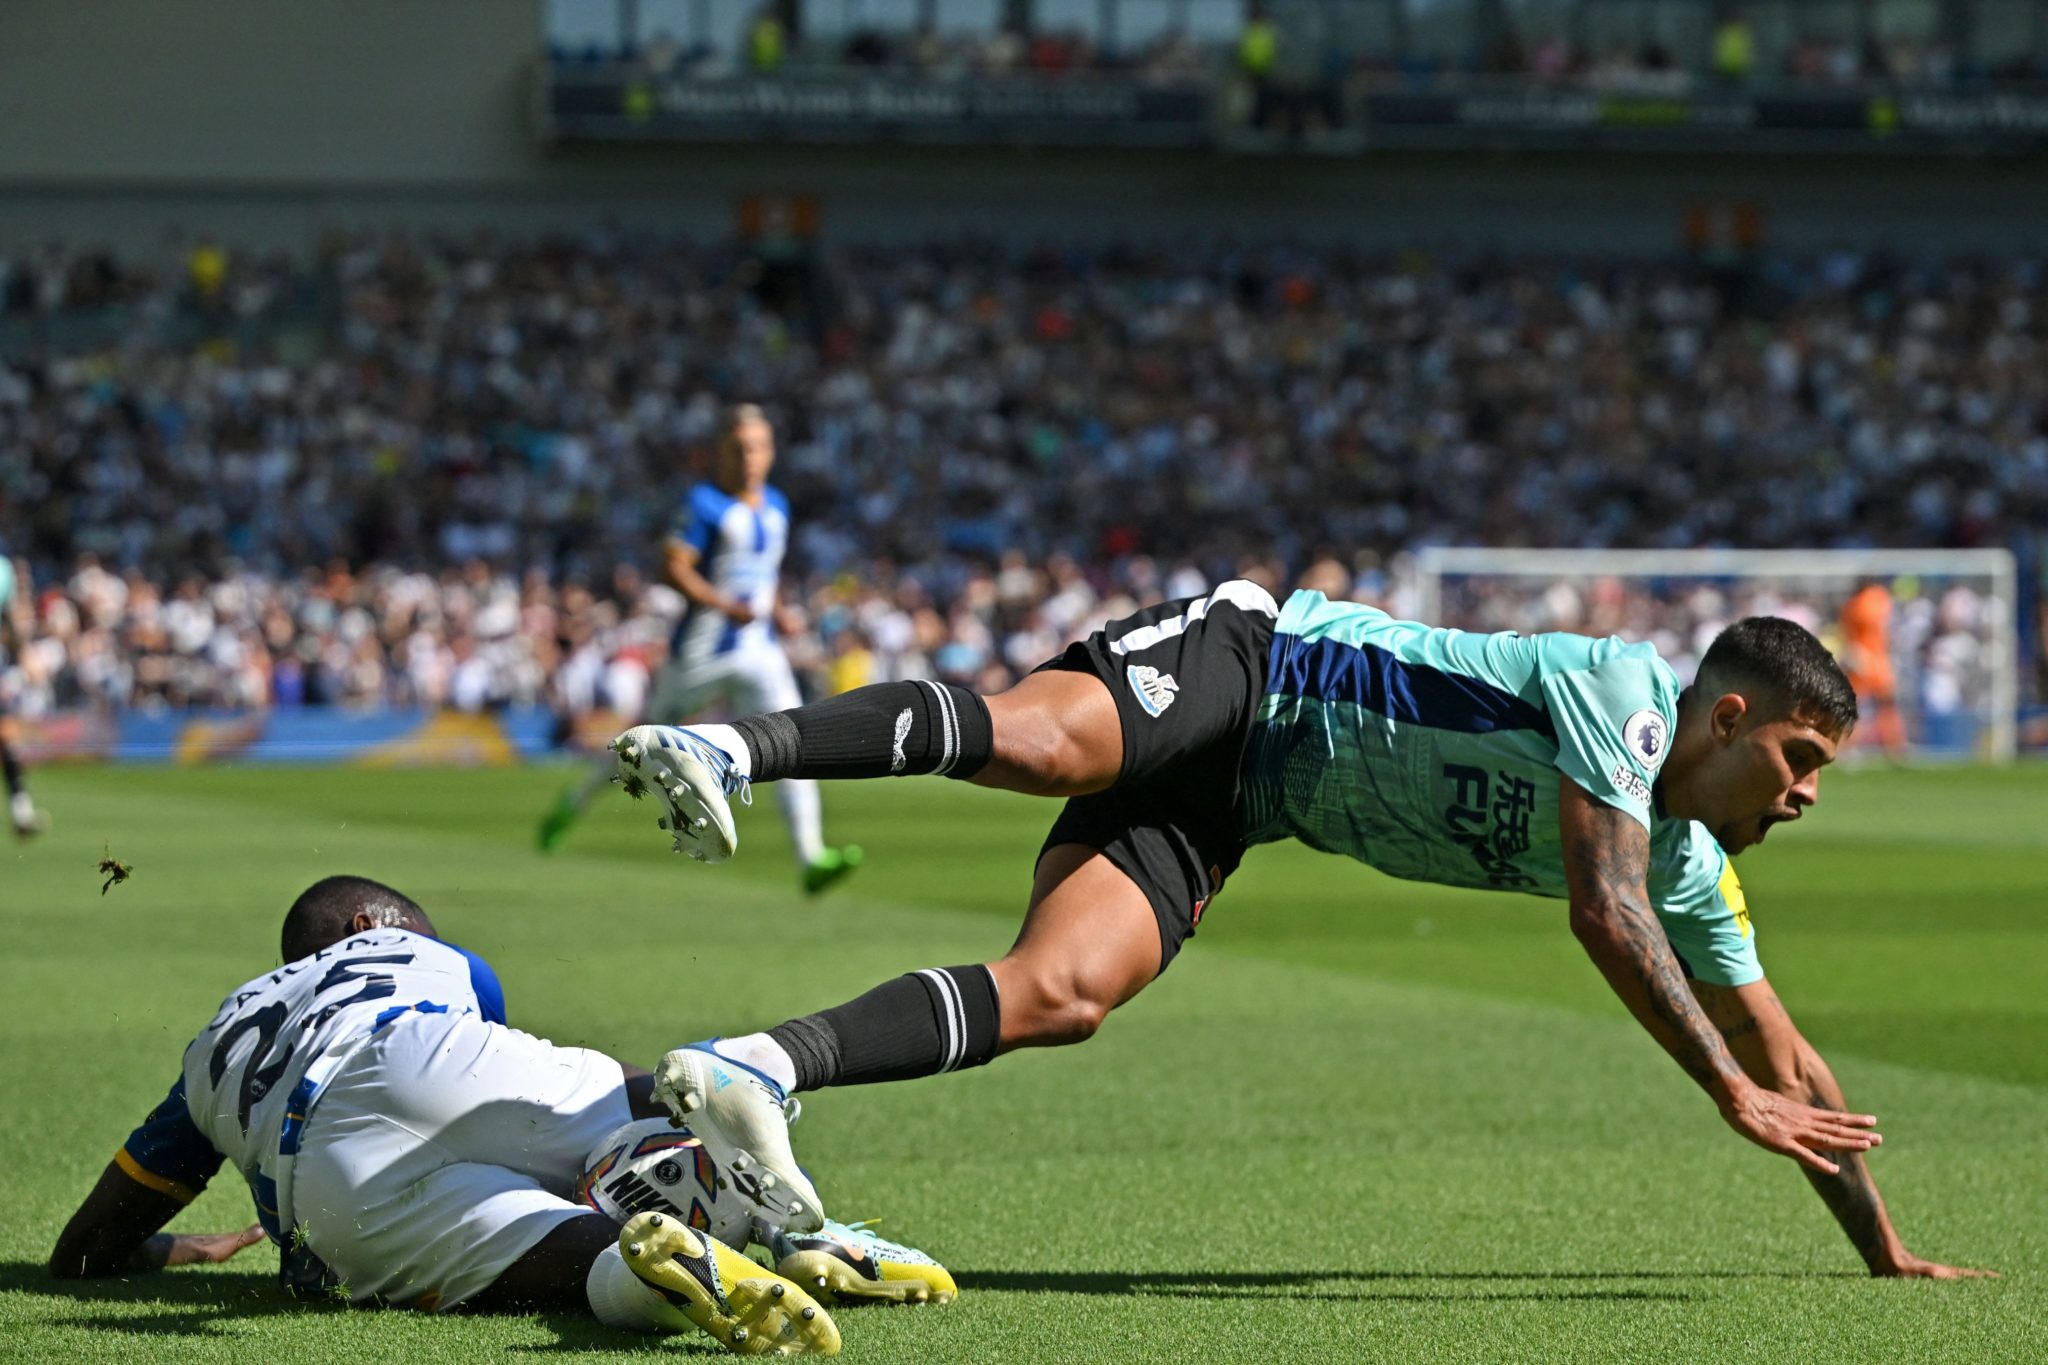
1710,692,1749,743
349,910,375,934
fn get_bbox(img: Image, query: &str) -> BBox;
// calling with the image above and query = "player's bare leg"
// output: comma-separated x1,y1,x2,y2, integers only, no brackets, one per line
630,669,1146,1228
651,839,1162,1236
989,842,1163,1050
973,669,1125,797
611,667,1122,859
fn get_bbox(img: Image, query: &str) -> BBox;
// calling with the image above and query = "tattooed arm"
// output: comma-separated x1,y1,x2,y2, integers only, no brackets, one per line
1692,979,1997,1278
1558,781,1879,1175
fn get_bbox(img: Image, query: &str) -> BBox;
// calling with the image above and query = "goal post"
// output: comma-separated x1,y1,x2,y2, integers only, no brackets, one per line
1414,547,2021,763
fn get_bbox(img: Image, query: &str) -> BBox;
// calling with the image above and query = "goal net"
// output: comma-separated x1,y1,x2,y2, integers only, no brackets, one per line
1415,548,2021,762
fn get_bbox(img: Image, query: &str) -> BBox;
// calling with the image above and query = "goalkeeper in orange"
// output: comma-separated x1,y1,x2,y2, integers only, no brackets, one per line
1839,581,1907,759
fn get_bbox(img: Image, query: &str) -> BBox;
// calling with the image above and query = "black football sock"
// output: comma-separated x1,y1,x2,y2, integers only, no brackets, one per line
729,681,992,783
0,739,23,797
767,965,1001,1092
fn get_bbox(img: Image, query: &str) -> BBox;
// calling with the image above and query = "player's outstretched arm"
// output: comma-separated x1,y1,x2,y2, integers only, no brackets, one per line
1692,978,1997,1279
1558,781,1879,1175
49,1160,264,1278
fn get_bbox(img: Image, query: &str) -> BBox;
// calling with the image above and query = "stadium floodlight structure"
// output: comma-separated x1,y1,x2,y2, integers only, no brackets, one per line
1416,547,2021,763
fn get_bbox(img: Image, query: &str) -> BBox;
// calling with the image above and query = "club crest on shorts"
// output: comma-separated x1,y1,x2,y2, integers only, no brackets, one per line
1126,664,1179,718
1623,709,1670,772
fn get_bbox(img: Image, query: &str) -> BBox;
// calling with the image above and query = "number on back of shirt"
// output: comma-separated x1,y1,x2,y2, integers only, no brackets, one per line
205,949,415,1136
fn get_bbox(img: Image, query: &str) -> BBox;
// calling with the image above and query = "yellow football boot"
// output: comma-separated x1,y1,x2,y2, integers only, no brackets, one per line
764,1218,958,1306
619,1211,841,1356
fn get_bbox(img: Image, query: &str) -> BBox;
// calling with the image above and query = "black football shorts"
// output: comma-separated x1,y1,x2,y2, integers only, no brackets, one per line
1032,580,1279,971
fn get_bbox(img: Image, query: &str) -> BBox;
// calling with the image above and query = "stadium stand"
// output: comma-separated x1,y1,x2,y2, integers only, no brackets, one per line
1,234,2044,730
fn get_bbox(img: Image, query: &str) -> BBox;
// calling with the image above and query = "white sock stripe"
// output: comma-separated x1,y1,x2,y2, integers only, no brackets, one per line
916,969,957,1071
941,682,960,775
917,968,965,1072
919,679,959,776
937,682,960,775
936,968,966,1071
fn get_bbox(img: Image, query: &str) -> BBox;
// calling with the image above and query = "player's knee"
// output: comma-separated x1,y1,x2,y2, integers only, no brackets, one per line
987,684,1117,793
999,964,1112,1046
1040,989,1109,1045
991,724,1085,794
1033,996,1108,1047
1024,982,1105,1047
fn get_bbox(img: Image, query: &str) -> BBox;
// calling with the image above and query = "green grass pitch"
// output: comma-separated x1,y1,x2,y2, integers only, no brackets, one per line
2,761,2044,1362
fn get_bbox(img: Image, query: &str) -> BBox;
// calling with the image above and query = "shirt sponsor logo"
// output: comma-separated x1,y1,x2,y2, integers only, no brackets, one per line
1443,764,1540,890
1127,665,1180,718
1611,762,1653,804
1623,709,1670,772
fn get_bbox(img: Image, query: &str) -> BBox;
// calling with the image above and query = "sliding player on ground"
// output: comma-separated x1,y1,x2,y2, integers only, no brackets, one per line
613,587,1991,1279
540,405,858,896
50,876,953,1354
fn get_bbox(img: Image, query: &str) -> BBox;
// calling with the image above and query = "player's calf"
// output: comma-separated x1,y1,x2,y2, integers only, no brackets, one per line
985,962,1111,1048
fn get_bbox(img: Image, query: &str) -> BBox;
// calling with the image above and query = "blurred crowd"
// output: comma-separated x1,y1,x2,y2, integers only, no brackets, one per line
547,2,2048,96
1463,24,2042,93
577,20,1217,85
2,232,2045,733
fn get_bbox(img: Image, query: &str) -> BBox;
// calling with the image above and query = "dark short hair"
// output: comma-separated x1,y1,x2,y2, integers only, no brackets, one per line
281,876,434,963
1694,617,1859,736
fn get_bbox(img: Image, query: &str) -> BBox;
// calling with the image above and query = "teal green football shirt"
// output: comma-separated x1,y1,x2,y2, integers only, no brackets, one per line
0,557,14,611
1239,591,1760,987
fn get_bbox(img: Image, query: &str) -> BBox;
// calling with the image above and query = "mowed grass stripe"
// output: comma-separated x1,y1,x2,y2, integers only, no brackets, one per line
2,764,2043,1363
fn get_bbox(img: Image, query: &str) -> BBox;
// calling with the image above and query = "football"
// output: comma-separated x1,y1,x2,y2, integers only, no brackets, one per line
575,1118,751,1247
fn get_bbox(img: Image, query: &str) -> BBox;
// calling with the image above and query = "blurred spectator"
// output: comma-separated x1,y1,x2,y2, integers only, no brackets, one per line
1240,5,1280,127
1712,10,1755,86
748,6,787,75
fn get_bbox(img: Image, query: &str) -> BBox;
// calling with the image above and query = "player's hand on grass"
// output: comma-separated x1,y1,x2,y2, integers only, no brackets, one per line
1717,1080,1880,1175
1871,1251,1999,1280
150,1223,268,1268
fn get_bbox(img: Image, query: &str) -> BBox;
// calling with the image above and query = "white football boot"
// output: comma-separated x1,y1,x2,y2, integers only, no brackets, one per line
654,1043,825,1234
10,791,45,839
610,725,750,863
